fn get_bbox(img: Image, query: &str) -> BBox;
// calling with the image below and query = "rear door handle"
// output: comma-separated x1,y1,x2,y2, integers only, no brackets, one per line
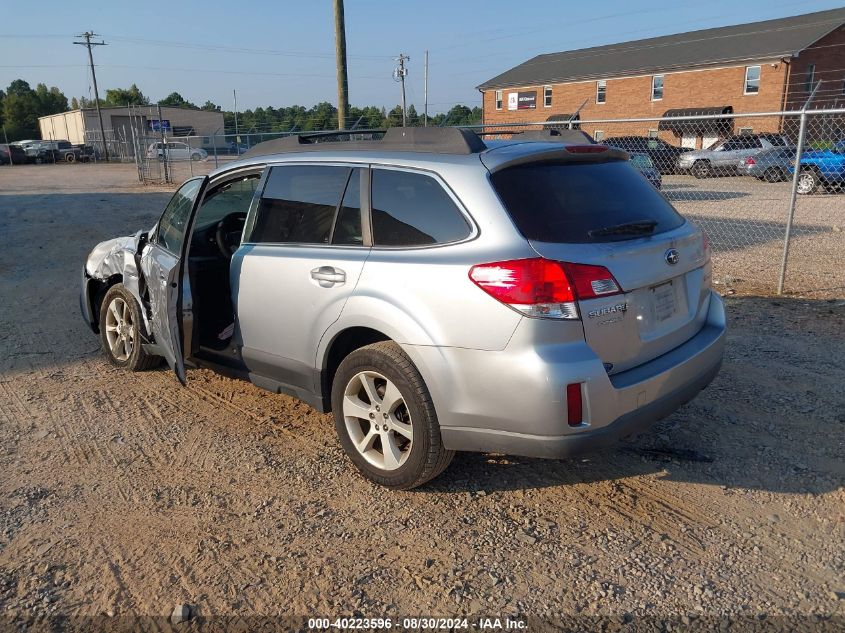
310,266,346,286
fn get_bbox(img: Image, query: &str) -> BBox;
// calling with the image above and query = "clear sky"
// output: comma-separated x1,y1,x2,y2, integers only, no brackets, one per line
1,0,843,113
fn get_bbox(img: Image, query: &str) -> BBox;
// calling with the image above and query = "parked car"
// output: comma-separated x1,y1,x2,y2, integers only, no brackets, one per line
30,140,88,163
146,141,208,162
0,143,28,165
226,142,249,155
738,147,796,182
629,153,662,189
790,140,845,194
676,134,789,178
604,135,689,174
81,128,725,489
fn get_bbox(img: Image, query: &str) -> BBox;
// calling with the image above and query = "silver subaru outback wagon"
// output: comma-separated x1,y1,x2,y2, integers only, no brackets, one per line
80,127,725,489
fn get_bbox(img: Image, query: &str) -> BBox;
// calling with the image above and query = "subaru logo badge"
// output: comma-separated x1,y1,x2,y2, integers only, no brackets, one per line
665,248,680,265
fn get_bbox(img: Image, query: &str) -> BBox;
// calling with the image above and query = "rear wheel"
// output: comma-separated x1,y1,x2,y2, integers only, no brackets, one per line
692,160,711,179
191,153,202,161
762,167,781,183
796,170,821,195
65,153,76,163
331,341,454,489
99,284,159,371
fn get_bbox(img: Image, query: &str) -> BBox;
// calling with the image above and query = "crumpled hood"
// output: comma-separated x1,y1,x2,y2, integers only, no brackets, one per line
85,230,147,279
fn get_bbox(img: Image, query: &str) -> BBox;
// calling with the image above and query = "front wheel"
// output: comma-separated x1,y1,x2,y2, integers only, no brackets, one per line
331,341,454,489
796,170,821,195
692,160,711,179
99,284,159,371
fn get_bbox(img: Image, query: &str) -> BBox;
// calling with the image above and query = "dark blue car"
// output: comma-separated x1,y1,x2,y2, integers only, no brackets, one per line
791,140,845,194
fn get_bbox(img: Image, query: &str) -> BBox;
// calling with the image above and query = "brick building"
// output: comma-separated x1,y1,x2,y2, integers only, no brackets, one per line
477,8,845,148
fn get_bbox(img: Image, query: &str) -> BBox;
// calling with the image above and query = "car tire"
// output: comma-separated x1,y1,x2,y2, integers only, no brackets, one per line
66,153,76,163
692,160,711,179
796,170,821,195
763,167,783,183
191,153,202,161
331,341,454,489
98,284,159,371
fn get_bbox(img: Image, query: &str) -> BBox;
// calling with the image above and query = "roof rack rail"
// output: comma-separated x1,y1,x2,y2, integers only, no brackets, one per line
242,126,487,158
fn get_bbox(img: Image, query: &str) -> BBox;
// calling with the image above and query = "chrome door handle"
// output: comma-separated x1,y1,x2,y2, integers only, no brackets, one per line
310,266,346,285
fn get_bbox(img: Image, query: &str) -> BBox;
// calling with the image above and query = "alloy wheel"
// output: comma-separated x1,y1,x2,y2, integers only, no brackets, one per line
104,297,135,362
796,173,816,195
342,370,413,471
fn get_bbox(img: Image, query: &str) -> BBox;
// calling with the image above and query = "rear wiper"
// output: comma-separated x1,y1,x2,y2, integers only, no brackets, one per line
588,220,658,239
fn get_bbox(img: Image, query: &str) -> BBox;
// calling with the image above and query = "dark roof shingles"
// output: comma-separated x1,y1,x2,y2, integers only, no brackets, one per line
478,7,845,89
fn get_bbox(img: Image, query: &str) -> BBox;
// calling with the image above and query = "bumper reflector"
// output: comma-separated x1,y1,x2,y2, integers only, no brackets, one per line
567,383,583,426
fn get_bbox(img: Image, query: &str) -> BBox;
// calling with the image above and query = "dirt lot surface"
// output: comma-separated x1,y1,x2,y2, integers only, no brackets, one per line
1,164,844,630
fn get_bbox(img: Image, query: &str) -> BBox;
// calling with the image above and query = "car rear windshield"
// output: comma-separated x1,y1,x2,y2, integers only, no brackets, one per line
490,159,684,243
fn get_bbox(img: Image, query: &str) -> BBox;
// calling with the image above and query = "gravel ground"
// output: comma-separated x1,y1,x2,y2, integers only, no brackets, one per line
0,164,843,631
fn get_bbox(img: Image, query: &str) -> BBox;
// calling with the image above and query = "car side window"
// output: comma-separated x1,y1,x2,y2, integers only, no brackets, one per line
249,165,350,244
153,178,203,253
370,169,470,247
195,174,261,231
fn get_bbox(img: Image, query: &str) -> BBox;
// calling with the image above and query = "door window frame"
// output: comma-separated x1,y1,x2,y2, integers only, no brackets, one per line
151,176,206,255
366,163,478,250
242,161,371,249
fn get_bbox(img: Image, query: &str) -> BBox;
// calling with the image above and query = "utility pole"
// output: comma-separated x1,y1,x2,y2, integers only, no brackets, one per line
333,0,349,130
74,32,109,161
233,89,239,141
393,54,409,127
423,50,429,127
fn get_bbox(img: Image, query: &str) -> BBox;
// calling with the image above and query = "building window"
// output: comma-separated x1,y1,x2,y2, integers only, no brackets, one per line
744,65,761,94
596,80,606,104
647,129,659,139
593,130,605,141
805,64,815,92
495,90,503,110
651,75,664,101
738,127,753,135
543,85,552,107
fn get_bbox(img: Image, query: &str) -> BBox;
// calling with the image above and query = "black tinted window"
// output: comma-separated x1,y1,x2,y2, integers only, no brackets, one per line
250,165,350,244
491,160,684,243
333,168,363,245
371,169,470,246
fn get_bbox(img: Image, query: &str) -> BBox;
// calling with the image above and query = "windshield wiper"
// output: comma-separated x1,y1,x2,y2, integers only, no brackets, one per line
588,220,658,239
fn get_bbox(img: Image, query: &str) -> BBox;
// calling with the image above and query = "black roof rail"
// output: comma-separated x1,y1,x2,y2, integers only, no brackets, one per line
242,126,487,158
472,129,595,144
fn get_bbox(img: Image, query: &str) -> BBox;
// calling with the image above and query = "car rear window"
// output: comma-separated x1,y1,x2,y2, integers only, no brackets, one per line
490,159,684,243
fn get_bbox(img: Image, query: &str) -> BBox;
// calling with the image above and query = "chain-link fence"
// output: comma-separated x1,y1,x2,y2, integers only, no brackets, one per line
13,109,841,297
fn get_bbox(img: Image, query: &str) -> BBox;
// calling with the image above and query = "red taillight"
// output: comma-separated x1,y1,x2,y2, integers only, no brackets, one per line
744,157,756,165
562,262,622,299
468,258,622,319
567,383,583,426
565,144,608,154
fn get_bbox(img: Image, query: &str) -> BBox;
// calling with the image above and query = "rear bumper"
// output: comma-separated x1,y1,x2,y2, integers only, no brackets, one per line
405,291,726,459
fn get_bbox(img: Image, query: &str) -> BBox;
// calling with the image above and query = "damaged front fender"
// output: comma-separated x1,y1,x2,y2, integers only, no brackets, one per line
82,229,153,335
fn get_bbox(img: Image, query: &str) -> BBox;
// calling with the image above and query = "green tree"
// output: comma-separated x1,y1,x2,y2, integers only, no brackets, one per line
159,91,196,108
34,83,68,116
200,100,220,111
70,96,79,110
104,84,148,106
2,79,39,140
0,89,5,128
